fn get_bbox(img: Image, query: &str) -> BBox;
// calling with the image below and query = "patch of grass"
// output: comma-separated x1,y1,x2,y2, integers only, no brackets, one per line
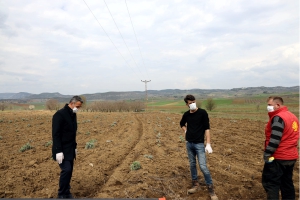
144,154,153,159
19,143,32,152
179,135,185,142
111,122,117,127
85,139,97,149
130,161,141,170
45,140,53,147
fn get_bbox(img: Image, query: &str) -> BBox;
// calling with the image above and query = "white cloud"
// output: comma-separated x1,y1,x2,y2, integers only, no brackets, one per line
0,0,298,94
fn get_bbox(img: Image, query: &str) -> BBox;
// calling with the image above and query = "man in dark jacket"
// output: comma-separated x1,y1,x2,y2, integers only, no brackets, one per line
52,96,83,199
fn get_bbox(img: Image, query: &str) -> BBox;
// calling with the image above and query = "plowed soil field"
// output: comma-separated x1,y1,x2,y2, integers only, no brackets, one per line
0,111,299,199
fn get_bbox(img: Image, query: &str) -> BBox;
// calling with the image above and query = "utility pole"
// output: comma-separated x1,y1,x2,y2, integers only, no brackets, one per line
141,80,151,111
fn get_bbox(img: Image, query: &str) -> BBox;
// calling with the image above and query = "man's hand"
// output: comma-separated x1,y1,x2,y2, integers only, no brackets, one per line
56,152,64,164
205,143,213,153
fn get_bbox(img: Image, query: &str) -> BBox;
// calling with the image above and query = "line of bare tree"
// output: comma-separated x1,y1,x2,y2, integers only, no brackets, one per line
45,98,145,112
86,100,145,112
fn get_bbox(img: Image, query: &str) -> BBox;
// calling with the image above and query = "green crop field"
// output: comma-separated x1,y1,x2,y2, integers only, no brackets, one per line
146,94,299,121
2,93,298,122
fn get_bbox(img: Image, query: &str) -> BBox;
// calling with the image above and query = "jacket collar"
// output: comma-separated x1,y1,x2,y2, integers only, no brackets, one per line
64,103,74,115
268,106,288,118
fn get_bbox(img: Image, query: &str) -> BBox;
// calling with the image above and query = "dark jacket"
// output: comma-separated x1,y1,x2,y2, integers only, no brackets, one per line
180,108,210,143
52,104,77,161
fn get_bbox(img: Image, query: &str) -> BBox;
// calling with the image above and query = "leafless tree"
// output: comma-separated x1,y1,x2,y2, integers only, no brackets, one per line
0,102,8,111
46,99,60,111
80,95,87,111
85,100,145,112
205,98,217,111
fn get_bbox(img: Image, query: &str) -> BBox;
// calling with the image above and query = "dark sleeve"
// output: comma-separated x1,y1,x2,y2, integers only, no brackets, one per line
180,113,187,128
203,110,210,130
75,114,77,148
264,116,284,160
52,112,63,152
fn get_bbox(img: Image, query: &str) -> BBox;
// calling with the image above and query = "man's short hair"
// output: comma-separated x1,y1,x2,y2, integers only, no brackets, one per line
69,96,83,104
184,94,195,104
273,96,284,105
267,96,284,105
267,96,275,102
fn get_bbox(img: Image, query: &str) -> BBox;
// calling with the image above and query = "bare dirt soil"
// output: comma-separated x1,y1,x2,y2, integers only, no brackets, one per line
0,111,298,199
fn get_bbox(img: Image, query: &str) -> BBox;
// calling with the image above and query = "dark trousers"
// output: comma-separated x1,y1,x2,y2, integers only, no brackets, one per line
58,160,74,196
262,159,296,200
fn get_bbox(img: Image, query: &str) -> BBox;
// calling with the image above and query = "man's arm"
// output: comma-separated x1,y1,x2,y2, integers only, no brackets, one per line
264,116,284,162
52,113,63,153
180,114,187,133
205,129,211,144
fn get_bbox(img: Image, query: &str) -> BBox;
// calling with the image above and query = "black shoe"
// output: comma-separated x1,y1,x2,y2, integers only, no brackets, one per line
57,193,74,199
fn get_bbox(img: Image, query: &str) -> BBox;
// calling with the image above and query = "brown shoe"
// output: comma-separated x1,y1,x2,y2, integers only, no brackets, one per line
188,180,199,194
207,184,218,200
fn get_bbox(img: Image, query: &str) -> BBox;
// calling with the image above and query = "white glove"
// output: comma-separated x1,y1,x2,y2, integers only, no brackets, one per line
56,152,64,164
75,149,77,154
205,143,213,154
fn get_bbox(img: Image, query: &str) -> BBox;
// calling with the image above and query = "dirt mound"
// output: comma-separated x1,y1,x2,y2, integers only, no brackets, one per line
0,111,298,199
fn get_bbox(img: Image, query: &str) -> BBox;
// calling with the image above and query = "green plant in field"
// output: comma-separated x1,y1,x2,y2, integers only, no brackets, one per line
27,124,31,127
45,140,53,147
15,129,19,133
256,104,260,112
19,143,32,152
85,139,97,149
179,135,185,142
144,154,153,159
156,132,161,146
205,98,217,111
156,132,161,138
111,122,117,127
130,161,141,170
85,132,90,135
0,136,2,140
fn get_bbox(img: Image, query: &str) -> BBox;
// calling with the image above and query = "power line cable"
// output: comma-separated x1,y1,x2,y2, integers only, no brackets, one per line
82,0,139,77
103,0,144,76
125,0,150,79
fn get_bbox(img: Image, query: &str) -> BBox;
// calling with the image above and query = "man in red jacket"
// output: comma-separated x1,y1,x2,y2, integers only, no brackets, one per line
262,96,299,199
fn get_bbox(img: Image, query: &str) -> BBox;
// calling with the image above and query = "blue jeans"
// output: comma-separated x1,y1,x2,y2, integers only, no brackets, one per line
186,142,213,185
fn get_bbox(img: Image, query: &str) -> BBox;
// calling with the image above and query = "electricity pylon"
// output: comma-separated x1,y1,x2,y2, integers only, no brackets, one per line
141,80,151,111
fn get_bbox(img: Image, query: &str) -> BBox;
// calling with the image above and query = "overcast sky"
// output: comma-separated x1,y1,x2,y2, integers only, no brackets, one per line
0,0,299,95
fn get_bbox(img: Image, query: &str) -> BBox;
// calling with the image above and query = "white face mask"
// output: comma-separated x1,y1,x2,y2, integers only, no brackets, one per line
267,106,274,112
189,103,197,110
72,106,78,113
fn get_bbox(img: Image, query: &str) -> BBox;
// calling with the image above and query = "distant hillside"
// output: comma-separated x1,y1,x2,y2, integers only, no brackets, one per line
0,86,298,102
0,92,32,99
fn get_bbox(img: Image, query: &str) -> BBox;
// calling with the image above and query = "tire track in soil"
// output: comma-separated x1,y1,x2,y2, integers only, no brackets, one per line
93,113,145,198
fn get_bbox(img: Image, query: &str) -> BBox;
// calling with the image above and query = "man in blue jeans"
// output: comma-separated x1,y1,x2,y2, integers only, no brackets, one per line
180,94,218,200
